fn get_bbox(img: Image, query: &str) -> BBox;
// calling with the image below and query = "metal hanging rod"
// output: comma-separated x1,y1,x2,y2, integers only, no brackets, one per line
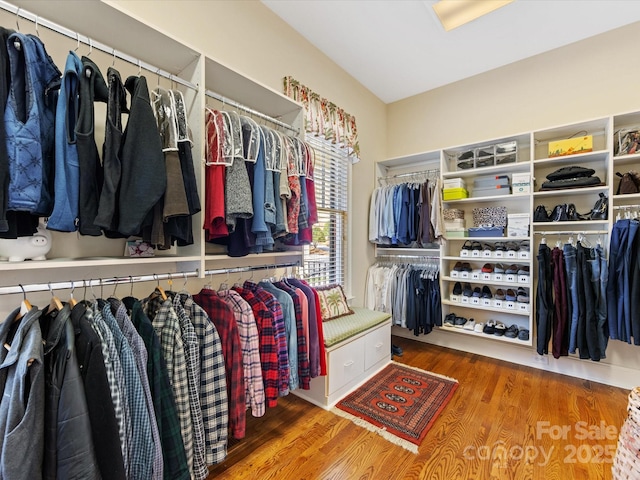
0,261,300,296
205,89,298,134
377,254,440,260
534,230,608,236
203,261,299,277
0,1,198,91
379,168,440,185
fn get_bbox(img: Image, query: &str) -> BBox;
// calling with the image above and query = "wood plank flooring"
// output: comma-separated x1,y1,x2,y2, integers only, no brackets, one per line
206,336,631,480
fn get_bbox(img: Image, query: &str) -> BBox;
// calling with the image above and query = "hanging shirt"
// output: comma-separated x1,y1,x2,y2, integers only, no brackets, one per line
180,294,228,465
218,290,266,417
142,295,194,477
193,289,246,440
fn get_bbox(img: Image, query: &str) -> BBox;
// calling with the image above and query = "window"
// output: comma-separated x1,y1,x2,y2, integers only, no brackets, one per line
304,135,349,287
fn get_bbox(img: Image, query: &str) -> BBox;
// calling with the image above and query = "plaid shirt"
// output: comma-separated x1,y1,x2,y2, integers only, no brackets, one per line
111,299,164,480
181,294,228,465
125,297,190,480
171,295,208,480
289,279,320,379
243,281,290,396
219,290,265,417
101,301,154,480
257,281,299,391
232,287,279,407
143,295,194,477
193,289,246,439
91,304,131,474
275,282,310,390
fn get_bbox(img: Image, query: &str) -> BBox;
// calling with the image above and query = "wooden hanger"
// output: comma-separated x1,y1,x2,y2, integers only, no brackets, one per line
15,284,32,322
153,274,167,301
48,283,63,312
68,281,78,308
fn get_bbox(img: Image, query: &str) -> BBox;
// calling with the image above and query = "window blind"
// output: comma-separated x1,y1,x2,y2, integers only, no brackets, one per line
304,135,349,287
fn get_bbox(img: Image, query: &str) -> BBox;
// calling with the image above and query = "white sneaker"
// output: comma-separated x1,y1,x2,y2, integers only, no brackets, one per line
474,322,485,333
463,318,475,331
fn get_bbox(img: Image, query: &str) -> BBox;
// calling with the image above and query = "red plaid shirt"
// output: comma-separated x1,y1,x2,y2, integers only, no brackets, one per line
193,289,246,439
232,287,279,408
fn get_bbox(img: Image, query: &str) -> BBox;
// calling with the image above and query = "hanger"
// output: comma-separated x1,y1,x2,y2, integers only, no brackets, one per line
68,281,78,307
219,271,230,292
153,274,167,300
48,283,63,312
15,284,32,322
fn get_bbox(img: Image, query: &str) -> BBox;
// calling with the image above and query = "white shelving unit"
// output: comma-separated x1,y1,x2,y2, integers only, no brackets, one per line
0,1,304,291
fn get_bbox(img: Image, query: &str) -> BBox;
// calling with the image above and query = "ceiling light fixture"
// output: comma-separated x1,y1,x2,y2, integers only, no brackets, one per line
432,0,514,31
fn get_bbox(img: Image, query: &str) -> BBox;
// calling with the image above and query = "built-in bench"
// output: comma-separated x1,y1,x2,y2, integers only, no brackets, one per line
292,307,392,409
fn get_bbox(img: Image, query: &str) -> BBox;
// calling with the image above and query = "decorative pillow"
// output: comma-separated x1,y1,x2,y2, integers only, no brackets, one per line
316,284,354,321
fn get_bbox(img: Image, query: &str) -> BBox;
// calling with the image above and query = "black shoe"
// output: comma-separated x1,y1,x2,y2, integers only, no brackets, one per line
392,345,403,357
453,282,462,295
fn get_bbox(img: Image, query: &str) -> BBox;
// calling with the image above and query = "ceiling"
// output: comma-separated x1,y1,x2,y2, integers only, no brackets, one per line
262,0,640,104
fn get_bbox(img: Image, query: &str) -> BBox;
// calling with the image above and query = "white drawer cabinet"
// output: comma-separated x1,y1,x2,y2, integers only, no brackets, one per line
292,319,392,409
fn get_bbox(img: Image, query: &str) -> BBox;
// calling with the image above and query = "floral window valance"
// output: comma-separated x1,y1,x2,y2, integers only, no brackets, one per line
283,76,360,163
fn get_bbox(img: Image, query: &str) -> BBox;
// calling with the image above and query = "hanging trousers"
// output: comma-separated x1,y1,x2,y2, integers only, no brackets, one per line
551,247,569,358
536,244,553,355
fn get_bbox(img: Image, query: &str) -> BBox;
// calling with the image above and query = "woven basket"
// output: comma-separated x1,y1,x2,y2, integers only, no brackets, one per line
612,387,640,480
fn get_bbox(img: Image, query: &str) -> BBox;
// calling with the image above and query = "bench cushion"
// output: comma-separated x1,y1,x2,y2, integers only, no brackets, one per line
321,307,391,347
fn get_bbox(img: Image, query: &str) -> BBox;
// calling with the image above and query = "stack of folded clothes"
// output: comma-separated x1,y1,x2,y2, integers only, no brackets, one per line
540,166,602,190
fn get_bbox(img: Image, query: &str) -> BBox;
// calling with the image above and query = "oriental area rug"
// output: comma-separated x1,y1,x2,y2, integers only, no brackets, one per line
332,362,458,453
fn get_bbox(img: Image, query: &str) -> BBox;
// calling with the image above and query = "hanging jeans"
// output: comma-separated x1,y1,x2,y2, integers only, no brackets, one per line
577,243,601,361
536,244,553,355
589,244,609,358
551,247,569,358
563,243,579,353
622,220,639,343
607,220,629,341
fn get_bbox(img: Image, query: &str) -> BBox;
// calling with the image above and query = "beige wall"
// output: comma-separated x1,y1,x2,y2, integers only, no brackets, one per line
387,20,640,156
108,0,386,305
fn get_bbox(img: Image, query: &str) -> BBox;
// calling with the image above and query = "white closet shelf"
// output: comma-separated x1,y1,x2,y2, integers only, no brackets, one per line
613,192,640,201
438,324,533,346
445,236,530,242
442,276,531,287
441,299,530,316
531,220,608,227
613,152,640,166
442,162,530,179
0,255,201,271
445,193,526,204
533,149,609,166
375,247,440,256
442,256,531,263
532,185,609,197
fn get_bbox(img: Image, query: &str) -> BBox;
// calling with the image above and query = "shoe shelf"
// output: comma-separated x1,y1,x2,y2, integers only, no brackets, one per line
439,324,532,346
442,256,531,263
442,276,531,288
441,299,531,316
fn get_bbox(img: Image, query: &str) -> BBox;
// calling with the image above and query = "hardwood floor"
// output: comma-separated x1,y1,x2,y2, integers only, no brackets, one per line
207,336,631,480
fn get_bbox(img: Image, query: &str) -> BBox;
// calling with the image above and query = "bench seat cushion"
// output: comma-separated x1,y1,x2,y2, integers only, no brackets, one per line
321,307,391,347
